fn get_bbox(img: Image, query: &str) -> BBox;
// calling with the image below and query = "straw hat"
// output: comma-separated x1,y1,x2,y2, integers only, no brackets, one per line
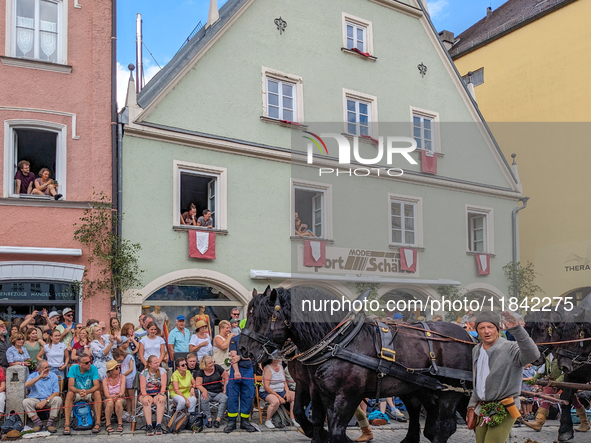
195,320,208,331
106,360,120,372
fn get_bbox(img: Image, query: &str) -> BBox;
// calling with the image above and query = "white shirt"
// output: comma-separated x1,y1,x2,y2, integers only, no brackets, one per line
44,342,67,367
122,353,136,379
476,348,490,399
189,334,212,362
141,336,166,361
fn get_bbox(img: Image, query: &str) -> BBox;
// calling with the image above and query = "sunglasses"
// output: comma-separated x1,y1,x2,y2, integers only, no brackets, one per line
178,363,187,368
80,361,91,365
231,313,239,316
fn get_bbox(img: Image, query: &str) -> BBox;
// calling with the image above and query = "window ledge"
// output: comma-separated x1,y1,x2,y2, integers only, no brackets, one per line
414,148,444,158
260,116,308,130
0,197,90,209
341,47,377,62
290,236,334,243
466,251,496,258
173,226,228,235
0,56,72,73
341,133,379,146
389,245,425,251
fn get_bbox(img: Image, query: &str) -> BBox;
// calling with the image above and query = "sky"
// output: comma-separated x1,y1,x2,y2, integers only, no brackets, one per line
116,0,509,108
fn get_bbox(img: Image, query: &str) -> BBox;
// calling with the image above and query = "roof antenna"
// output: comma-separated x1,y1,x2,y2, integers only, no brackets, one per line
135,13,143,93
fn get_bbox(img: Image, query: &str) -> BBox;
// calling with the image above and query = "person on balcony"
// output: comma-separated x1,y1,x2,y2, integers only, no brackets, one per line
197,209,213,228
32,168,62,200
180,203,198,226
14,160,35,194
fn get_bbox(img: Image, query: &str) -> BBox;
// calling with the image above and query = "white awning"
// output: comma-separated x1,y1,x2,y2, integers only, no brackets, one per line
0,246,82,256
250,270,460,286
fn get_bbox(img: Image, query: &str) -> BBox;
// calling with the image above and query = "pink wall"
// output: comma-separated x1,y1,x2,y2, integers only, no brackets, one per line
0,1,113,322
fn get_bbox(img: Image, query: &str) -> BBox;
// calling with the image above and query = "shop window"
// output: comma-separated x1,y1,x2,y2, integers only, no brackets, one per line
4,121,67,198
10,0,67,63
173,160,227,230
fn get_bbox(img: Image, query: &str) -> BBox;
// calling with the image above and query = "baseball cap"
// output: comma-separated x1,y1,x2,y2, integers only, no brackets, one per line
393,313,403,320
230,318,239,324
62,307,73,315
120,336,129,344
176,315,186,321
48,311,59,319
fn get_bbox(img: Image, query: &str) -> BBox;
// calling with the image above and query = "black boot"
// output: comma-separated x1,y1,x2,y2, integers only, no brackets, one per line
224,420,236,433
240,417,257,432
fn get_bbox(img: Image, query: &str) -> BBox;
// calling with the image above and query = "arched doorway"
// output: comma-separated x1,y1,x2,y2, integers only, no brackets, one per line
561,287,591,307
143,281,241,335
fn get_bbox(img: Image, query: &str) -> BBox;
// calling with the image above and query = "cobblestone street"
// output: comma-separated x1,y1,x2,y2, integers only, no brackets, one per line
19,420,589,443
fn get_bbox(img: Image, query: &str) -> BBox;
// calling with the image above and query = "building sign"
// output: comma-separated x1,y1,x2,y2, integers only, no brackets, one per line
0,282,77,302
297,245,416,276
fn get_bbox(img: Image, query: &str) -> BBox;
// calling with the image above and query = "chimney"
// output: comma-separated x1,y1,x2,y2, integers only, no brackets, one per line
439,30,455,51
206,0,220,29
465,71,477,102
487,7,493,17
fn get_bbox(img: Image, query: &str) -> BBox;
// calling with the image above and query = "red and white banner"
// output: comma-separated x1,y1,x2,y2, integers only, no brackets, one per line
476,254,490,275
304,240,326,267
189,231,216,259
400,248,417,272
421,150,437,175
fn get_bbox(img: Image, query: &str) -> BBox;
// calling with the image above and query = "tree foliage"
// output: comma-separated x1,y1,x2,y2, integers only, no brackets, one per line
74,191,143,300
503,261,544,302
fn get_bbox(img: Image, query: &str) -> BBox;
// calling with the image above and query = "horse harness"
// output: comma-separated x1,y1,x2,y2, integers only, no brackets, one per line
290,312,473,395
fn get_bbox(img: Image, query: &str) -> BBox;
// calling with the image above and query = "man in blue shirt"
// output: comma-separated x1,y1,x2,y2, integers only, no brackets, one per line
167,315,191,361
63,355,102,435
23,360,62,433
224,334,256,433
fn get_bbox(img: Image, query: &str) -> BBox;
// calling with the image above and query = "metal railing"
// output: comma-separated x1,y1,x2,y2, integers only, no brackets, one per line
177,21,204,54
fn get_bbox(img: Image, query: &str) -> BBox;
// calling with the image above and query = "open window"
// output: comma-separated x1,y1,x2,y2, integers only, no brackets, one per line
173,160,227,230
4,120,67,199
291,180,332,240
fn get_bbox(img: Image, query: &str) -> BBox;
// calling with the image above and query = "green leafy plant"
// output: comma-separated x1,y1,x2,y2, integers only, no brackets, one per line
502,261,544,302
74,191,143,302
436,285,467,321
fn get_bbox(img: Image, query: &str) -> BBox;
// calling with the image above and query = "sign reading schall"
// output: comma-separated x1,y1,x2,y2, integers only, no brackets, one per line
298,245,417,276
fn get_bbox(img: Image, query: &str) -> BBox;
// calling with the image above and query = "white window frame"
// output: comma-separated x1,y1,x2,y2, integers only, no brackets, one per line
173,160,227,230
342,13,374,55
343,88,378,137
466,205,494,254
262,67,304,123
6,0,68,65
410,106,441,153
388,193,423,247
3,119,67,199
291,179,333,240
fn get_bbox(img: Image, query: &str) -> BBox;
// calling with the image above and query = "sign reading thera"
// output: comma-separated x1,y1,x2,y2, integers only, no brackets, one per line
298,246,416,276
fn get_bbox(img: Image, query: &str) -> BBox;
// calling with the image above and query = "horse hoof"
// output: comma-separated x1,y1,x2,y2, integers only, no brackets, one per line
558,431,574,441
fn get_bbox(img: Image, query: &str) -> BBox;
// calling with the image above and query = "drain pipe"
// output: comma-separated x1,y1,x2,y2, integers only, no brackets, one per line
512,197,530,297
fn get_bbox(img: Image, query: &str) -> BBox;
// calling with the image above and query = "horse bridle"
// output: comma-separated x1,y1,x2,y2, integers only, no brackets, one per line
555,329,591,370
241,298,291,360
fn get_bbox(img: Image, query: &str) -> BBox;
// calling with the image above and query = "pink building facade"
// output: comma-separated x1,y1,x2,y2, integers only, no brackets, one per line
0,0,114,324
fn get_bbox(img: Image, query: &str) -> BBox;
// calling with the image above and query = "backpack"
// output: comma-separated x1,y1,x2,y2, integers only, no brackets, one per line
271,405,292,429
167,409,189,434
186,411,206,433
71,402,94,431
1,412,24,433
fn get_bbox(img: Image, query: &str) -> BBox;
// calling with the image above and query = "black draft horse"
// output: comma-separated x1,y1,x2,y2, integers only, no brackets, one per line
241,287,474,443
553,308,591,442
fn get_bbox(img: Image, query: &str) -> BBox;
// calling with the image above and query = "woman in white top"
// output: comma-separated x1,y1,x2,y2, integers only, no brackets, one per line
90,325,115,380
260,353,295,429
189,320,212,363
139,323,166,369
212,320,234,370
36,328,69,380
